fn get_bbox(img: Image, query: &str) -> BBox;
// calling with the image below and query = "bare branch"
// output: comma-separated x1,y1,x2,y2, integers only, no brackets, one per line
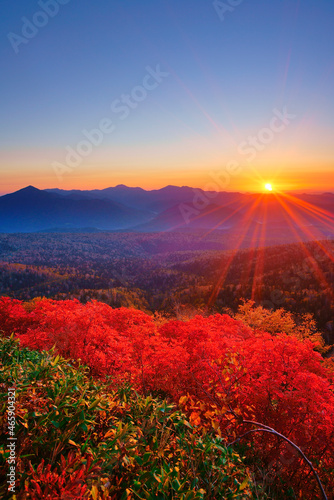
228,427,328,500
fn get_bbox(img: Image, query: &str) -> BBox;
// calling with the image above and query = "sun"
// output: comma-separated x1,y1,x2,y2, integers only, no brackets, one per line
265,183,273,192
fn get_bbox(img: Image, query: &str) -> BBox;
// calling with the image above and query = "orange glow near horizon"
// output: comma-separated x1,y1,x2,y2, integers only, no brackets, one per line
1,169,334,196
1,142,334,195
207,189,334,306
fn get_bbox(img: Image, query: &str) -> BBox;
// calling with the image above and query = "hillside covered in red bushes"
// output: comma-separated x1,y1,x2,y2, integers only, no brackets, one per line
1,297,334,499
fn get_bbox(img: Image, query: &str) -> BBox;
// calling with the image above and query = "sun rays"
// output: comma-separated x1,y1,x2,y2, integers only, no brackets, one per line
209,189,334,307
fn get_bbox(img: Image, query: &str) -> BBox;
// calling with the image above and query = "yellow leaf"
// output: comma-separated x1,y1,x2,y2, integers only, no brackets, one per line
212,420,219,431
239,478,249,490
91,485,98,500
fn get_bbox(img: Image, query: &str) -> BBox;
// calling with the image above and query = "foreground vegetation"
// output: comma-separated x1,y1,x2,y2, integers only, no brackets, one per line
0,336,257,499
1,297,334,498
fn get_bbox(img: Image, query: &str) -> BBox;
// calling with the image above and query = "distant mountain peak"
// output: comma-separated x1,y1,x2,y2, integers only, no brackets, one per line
112,184,144,191
20,185,40,192
7,186,44,199
0,185,153,233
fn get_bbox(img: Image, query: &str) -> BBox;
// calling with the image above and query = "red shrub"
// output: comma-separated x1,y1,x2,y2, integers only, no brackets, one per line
1,297,334,496
0,297,30,336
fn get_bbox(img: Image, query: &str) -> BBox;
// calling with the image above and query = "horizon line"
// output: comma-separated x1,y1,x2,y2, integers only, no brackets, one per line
1,184,334,197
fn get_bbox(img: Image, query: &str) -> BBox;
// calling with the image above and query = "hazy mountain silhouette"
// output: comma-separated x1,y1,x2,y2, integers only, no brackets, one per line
1,185,334,240
46,185,244,212
0,186,153,233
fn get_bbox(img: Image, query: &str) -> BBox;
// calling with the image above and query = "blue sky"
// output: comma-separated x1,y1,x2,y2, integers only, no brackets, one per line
1,0,334,193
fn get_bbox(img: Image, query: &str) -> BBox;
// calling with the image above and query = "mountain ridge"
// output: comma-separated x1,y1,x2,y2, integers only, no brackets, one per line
1,185,334,240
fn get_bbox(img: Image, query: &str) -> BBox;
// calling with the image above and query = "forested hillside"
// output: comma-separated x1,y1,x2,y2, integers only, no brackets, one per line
1,233,333,337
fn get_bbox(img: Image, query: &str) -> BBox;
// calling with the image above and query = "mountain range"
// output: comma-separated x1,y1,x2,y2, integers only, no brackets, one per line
1,185,334,246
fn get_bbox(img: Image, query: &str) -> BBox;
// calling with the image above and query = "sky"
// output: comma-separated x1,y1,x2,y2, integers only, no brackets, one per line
1,0,334,195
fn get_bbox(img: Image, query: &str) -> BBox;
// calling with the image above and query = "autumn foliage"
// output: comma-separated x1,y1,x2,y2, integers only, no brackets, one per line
0,335,256,499
1,296,334,498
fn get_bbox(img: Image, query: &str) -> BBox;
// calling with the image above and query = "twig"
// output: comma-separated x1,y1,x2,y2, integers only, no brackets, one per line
228,426,328,500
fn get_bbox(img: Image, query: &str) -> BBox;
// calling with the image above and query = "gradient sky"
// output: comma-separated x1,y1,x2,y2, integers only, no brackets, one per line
1,0,334,195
